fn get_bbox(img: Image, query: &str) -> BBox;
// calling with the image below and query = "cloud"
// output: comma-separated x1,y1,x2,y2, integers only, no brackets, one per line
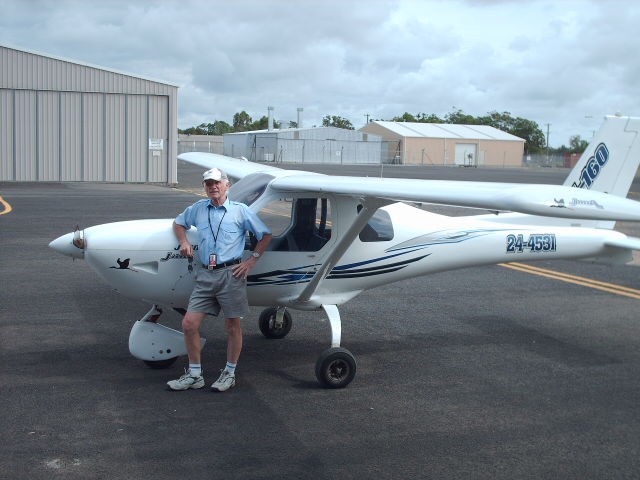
1,0,639,146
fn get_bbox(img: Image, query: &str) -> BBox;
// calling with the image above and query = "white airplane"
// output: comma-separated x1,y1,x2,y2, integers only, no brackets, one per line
50,115,640,388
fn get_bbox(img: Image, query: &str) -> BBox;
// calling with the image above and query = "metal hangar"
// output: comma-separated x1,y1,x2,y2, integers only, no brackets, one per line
360,121,525,167
0,44,178,183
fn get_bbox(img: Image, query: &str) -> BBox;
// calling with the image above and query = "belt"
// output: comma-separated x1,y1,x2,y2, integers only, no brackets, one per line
201,258,242,270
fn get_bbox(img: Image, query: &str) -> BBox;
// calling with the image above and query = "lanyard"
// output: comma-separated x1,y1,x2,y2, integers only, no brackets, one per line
207,206,227,244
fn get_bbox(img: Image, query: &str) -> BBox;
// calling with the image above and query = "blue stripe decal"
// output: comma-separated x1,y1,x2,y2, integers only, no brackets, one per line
248,251,429,286
331,248,426,271
248,228,524,287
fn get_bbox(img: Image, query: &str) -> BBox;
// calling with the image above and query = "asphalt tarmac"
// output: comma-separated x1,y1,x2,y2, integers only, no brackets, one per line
1,163,640,479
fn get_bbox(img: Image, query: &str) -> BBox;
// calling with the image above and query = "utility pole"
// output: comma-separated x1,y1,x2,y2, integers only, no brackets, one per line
364,113,370,125
546,123,550,165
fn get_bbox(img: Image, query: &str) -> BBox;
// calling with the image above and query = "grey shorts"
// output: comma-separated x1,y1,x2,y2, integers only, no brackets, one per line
187,264,249,318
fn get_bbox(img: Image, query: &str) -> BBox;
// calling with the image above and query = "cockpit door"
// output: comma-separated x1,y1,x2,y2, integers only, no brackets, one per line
245,195,337,298
255,196,333,255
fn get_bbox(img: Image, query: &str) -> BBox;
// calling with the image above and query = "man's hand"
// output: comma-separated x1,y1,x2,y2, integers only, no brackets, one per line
232,256,258,279
233,234,271,279
179,240,194,258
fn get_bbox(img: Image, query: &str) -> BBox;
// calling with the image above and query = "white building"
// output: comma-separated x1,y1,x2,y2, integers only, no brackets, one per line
224,127,384,164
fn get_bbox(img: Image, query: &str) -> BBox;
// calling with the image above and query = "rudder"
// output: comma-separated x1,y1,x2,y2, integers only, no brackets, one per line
563,115,640,198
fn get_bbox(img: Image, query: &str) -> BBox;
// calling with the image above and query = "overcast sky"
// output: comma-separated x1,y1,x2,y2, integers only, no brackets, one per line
2,0,639,147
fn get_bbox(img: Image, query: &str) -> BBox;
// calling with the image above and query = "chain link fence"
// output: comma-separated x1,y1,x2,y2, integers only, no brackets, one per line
177,136,224,155
522,153,569,168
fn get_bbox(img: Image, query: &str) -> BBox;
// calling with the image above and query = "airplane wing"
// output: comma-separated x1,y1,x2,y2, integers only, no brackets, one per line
178,152,283,180
178,152,640,221
271,174,640,222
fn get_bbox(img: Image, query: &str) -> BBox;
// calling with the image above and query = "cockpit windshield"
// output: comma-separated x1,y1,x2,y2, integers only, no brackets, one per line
228,173,274,206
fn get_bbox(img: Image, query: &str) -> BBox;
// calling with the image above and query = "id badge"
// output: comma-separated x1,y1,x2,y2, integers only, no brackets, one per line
208,253,217,270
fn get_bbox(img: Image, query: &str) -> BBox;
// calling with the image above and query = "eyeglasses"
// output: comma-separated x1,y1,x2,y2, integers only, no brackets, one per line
187,256,193,272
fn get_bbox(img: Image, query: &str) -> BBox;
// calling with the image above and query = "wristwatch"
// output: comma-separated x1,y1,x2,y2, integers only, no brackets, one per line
251,251,261,259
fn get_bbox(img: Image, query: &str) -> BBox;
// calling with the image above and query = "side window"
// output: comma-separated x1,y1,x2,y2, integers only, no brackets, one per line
258,198,332,252
358,206,394,242
258,198,294,237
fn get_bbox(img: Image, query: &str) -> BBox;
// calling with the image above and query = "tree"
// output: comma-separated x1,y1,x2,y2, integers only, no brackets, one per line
233,111,253,132
249,115,281,131
392,112,418,122
478,111,514,131
569,135,589,153
444,109,478,125
416,113,442,123
322,115,354,130
251,115,269,130
390,112,442,123
210,120,232,135
511,118,546,154
179,123,208,135
179,121,233,136
471,111,546,154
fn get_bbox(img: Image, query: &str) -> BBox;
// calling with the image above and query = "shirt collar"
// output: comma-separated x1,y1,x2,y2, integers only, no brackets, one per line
207,197,230,209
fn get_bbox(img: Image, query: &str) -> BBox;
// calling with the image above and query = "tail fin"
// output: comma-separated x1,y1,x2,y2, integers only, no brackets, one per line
563,115,640,229
564,115,640,196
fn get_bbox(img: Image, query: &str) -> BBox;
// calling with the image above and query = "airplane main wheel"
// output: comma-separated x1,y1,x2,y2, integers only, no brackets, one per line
258,307,292,339
143,357,178,369
315,347,357,389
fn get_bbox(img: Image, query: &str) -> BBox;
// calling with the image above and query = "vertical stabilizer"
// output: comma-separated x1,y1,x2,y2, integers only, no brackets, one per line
563,115,640,197
563,115,640,229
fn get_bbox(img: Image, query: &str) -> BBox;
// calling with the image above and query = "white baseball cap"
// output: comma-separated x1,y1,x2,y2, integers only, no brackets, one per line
202,168,228,182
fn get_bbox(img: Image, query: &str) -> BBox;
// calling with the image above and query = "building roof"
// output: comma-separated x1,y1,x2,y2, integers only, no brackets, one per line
224,126,380,141
371,121,525,142
0,43,179,88
224,126,335,135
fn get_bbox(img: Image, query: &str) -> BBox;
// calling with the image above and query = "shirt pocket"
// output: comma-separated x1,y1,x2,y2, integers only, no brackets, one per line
219,223,240,244
195,219,209,232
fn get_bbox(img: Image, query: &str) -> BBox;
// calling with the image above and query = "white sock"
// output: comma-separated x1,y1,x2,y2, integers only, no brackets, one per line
189,364,202,376
225,362,236,376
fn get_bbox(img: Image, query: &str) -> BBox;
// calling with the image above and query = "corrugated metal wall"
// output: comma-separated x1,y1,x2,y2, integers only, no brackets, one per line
0,89,13,179
105,94,126,181
14,90,36,180
222,129,386,164
274,138,384,164
0,45,177,183
60,92,81,180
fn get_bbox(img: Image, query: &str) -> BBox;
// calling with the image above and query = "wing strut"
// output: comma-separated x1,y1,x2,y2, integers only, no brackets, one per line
296,197,390,305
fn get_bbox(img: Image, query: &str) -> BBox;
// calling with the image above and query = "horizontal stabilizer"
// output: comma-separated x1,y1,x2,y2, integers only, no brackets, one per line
604,235,640,251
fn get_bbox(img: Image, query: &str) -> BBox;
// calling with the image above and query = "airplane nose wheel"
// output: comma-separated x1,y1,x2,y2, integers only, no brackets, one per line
143,357,178,369
315,347,357,389
258,307,292,339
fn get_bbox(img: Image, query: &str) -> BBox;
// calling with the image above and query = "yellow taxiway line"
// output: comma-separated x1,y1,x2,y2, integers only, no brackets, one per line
499,262,640,300
0,195,12,215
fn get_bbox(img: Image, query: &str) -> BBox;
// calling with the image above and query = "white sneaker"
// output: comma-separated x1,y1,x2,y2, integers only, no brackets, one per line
167,369,205,391
211,369,236,392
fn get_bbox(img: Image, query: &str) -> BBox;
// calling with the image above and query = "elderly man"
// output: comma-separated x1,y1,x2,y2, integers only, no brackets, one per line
167,167,272,392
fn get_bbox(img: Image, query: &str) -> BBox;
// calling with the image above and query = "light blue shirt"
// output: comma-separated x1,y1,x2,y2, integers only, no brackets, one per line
175,197,270,266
